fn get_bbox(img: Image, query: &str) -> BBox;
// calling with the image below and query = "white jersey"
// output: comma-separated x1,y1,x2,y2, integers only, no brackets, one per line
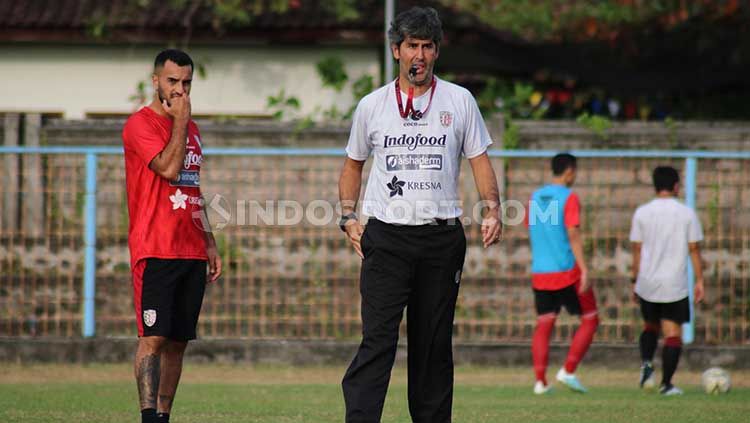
629,197,704,303
345,77,492,225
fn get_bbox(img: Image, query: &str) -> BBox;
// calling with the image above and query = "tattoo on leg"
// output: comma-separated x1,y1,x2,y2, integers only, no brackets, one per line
136,354,161,409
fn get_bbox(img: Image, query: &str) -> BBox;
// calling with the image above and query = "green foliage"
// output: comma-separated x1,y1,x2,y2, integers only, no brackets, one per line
577,112,612,140
351,75,374,102
477,79,544,119
85,14,109,39
344,74,375,119
153,0,359,32
477,79,545,150
267,89,302,121
316,57,349,92
440,0,737,41
196,62,208,79
265,55,375,127
503,118,519,150
128,80,148,107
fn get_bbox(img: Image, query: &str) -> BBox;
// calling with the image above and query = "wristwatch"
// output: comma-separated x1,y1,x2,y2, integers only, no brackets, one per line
339,212,358,232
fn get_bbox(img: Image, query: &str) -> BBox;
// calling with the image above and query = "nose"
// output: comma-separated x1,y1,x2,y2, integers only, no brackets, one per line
415,47,425,60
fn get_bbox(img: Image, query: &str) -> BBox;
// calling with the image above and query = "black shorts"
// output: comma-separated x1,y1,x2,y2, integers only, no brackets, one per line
534,282,598,316
639,296,690,325
132,258,207,341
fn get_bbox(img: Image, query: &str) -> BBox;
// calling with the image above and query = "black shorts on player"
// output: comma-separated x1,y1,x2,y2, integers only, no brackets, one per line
639,296,690,325
534,282,597,316
133,258,207,341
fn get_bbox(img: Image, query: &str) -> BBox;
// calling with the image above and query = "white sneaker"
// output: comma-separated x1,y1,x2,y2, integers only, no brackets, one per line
640,362,656,389
659,384,684,396
556,368,588,393
534,381,552,395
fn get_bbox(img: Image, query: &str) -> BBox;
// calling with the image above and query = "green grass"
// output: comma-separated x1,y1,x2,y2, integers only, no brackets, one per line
0,365,748,422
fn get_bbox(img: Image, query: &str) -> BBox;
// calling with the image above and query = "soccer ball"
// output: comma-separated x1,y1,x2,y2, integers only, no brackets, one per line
701,367,731,394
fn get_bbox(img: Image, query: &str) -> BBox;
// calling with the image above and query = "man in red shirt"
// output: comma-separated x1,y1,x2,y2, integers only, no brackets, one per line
122,49,221,423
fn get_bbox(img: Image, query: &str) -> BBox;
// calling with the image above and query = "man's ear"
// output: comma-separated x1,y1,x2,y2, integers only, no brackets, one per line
391,43,401,61
151,73,158,90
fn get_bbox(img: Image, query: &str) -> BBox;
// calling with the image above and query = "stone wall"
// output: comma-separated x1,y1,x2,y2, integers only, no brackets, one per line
1,338,748,370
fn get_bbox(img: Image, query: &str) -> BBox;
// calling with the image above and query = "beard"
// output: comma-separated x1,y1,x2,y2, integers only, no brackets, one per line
156,84,171,106
407,65,432,86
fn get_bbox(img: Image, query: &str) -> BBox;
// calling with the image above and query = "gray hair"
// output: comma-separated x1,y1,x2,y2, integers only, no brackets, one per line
388,6,443,47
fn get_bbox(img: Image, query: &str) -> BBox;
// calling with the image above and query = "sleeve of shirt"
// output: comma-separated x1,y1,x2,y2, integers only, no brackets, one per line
629,210,643,242
461,93,493,159
122,114,166,167
688,209,704,242
345,100,372,161
563,192,581,228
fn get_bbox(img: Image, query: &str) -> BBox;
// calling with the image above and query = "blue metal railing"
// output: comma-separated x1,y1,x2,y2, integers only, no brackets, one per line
2,145,748,340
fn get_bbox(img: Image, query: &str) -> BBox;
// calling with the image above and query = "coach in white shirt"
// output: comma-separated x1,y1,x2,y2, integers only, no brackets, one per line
629,166,705,396
337,7,502,423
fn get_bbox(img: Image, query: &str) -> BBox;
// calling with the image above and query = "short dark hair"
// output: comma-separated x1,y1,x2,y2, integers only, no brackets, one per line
388,6,443,47
551,153,577,176
154,49,194,72
653,166,679,192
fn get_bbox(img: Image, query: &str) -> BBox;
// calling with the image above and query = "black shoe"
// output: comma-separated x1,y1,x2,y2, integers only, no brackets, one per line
639,362,655,388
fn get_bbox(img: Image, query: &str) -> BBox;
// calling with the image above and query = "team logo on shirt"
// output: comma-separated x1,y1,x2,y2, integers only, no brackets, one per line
169,189,203,210
440,111,453,128
143,309,157,327
170,189,188,210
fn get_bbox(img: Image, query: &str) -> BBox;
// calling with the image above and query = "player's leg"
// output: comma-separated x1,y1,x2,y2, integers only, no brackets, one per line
157,340,188,421
342,221,412,423
132,259,179,423
532,289,559,393
638,297,659,388
157,259,207,421
135,336,169,421
408,224,465,422
659,298,690,395
557,283,598,393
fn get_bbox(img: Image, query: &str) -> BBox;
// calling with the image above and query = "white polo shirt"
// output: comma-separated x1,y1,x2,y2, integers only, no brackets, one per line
345,77,492,225
629,197,703,303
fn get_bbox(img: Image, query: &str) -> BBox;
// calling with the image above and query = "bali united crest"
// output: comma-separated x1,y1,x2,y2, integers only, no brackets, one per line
440,111,453,128
143,309,157,327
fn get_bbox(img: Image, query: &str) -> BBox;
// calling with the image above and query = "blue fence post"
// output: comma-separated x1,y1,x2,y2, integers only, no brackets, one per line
683,157,697,344
82,153,98,338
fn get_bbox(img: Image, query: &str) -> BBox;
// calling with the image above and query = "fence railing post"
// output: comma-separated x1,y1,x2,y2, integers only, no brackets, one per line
82,153,98,338
683,157,697,344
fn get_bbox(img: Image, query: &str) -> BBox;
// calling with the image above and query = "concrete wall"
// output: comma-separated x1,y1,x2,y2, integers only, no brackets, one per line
1,338,748,370
0,45,379,119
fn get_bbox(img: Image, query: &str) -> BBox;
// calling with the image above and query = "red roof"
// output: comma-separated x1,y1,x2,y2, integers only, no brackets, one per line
0,0,518,45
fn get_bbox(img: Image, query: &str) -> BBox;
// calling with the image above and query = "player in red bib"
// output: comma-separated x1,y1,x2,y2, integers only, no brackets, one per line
122,49,222,423
525,154,599,394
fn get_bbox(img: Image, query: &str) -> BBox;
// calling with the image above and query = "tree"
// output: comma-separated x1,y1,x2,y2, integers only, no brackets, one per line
439,0,746,42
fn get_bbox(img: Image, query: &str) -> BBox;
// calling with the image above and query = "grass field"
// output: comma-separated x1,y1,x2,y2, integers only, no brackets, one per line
1,364,748,422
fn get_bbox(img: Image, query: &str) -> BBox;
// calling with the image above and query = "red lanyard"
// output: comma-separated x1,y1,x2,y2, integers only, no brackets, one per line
395,76,436,121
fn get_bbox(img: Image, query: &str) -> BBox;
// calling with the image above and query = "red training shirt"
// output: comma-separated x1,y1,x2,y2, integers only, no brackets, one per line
122,106,208,268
